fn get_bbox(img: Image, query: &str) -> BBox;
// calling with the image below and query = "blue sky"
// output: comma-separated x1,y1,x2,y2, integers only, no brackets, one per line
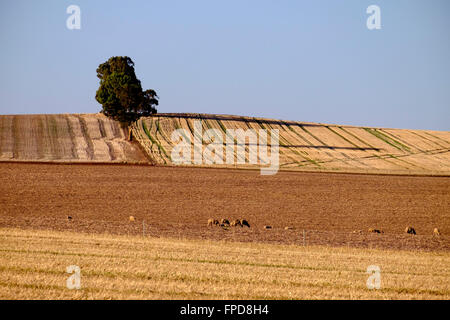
0,0,449,130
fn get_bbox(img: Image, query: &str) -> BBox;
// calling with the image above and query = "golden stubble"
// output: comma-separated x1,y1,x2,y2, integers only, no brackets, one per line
0,228,449,300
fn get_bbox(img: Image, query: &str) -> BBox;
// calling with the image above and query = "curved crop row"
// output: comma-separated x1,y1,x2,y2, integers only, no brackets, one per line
132,113,450,175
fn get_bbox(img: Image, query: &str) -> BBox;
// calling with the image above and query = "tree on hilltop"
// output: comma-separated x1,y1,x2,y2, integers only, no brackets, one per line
95,56,158,140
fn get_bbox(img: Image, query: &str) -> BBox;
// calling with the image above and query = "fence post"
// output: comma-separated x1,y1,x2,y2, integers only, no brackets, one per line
303,230,306,246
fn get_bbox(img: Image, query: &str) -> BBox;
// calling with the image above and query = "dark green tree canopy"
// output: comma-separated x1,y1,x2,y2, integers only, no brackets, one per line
95,56,158,124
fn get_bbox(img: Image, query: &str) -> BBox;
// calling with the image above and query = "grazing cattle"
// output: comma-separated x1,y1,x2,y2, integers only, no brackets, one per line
405,226,416,235
368,228,383,234
240,219,250,228
264,225,272,230
221,219,230,226
230,219,242,227
67,216,73,221
433,228,440,236
129,216,135,222
207,218,219,226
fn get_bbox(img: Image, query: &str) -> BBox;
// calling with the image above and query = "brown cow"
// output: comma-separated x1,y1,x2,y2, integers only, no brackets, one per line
207,219,219,227
230,219,242,227
240,219,250,228
405,226,416,235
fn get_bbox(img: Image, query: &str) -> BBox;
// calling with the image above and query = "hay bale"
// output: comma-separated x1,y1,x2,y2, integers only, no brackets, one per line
405,226,416,235
221,219,230,226
240,219,250,228
230,219,242,227
129,216,135,222
207,218,219,226
264,225,272,230
368,228,383,234
433,228,440,236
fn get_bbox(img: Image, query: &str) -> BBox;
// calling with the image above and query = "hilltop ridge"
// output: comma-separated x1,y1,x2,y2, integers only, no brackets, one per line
1,113,449,175
0,113,147,163
132,113,450,175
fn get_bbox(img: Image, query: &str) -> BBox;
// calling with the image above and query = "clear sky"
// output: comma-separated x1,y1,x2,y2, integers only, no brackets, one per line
0,0,449,130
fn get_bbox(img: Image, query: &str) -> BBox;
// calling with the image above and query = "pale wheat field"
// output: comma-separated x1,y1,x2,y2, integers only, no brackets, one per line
0,228,448,300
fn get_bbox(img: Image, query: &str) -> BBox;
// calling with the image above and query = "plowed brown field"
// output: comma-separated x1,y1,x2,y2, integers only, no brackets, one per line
0,163,448,251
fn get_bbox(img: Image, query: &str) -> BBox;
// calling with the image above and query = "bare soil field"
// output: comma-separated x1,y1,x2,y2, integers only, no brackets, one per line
0,163,448,251
133,113,450,175
1,228,448,299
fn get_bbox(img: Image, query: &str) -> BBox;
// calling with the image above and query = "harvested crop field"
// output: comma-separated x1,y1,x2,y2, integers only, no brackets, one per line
0,114,147,163
133,113,450,175
2,113,449,176
1,228,449,299
0,163,448,251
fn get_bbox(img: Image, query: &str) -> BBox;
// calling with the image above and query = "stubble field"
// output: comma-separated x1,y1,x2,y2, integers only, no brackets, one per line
0,228,449,299
133,113,450,175
0,114,147,163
